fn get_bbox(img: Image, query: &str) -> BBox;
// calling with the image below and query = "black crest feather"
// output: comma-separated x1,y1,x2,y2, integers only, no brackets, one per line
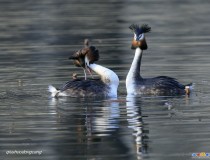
129,24,151,35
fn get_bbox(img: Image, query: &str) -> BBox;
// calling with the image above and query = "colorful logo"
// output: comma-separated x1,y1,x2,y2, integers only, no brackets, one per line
192,152,210,158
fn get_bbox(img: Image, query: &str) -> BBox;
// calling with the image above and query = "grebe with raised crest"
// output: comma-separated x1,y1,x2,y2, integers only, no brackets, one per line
48,44,119,98
126,24,192,96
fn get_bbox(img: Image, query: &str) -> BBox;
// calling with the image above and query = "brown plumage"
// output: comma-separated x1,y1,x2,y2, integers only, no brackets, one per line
131,38,148,50
69,40,99,68
130,24,151,50
68,39,99,80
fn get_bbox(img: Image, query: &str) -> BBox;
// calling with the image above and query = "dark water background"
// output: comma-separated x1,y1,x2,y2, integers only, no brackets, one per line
1,0,210,160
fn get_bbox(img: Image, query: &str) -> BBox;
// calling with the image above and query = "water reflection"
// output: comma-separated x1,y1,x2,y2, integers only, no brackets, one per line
86,99,120,136
126,96,148,160
48,97,121,159
49,97,120,132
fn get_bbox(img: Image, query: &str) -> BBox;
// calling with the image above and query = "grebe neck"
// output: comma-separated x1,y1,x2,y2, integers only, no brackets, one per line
89,63,119,97
127,48,143,81
126,48,143,95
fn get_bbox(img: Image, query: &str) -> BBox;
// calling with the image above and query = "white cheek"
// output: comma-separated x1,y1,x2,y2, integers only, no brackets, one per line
85,56,90,66
134,34,137,40
140,33,145,40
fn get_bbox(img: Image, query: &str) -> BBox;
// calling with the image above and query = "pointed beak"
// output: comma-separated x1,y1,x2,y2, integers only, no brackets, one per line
86,66,93,75
131,38,148,50
84,56,93,75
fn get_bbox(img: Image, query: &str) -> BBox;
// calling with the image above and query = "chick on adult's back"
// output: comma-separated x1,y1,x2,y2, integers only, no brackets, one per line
49,45,119,98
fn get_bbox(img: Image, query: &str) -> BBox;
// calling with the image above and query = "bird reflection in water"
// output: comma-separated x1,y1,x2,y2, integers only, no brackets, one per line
126,95,148,159
48,97,121,157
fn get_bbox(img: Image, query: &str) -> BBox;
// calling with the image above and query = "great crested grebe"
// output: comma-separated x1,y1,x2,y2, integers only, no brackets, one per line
126,24,192,96
48,45,119,98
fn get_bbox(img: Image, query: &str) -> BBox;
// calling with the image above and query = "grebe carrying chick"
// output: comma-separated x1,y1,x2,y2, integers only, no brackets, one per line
126,24,192,96
48,43,119,98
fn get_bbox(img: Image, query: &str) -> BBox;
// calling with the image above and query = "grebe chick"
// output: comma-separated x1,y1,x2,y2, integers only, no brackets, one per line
49,46,119,98
70,45,99,70
70,39,97,80
126,24,192,96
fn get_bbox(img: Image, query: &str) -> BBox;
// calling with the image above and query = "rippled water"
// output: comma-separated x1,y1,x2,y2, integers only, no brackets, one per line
1,0,210,160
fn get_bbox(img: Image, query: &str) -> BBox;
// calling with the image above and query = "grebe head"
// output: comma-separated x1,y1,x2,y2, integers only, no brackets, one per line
129,24,151,50
69,45,99,70
85,46,99,66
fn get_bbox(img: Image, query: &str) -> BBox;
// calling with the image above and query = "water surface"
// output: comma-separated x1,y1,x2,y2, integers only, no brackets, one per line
1,0,210,160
